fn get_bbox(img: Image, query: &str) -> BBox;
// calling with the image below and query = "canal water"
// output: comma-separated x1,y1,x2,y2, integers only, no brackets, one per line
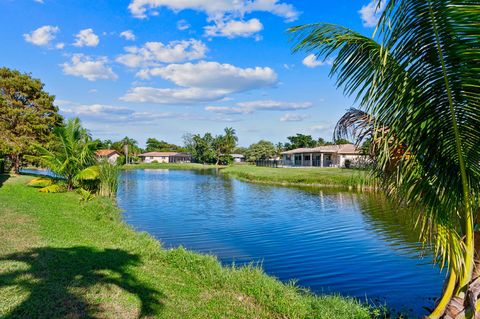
117,169,444,317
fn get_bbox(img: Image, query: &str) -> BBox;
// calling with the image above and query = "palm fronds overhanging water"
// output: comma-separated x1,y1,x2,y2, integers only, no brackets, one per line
290,0,480,318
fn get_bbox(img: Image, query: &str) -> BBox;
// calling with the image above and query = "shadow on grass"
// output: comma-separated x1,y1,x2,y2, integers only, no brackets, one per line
0,246,164,318
0,174,9,188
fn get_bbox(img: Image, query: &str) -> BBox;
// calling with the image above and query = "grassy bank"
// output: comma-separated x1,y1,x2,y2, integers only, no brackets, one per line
0,174,373,319
221,165,374,189
122,163,224,170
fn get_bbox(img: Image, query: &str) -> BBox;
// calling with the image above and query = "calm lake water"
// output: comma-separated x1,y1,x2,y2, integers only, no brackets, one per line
117,169,444,317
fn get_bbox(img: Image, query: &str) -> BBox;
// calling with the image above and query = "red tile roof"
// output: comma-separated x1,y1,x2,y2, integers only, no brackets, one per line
95,149,119,157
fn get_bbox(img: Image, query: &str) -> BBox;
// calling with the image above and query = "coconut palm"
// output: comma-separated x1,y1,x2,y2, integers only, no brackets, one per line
31,118,97,190
290,1,479,318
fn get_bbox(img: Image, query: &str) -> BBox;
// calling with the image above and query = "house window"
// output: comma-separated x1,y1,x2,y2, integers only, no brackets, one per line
150,156,154,159
304,155,311,161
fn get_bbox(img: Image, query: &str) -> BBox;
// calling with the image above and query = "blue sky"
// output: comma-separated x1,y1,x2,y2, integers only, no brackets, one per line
0,0,383,147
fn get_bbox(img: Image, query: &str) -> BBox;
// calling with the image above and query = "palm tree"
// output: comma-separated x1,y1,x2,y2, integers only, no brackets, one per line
290,1,479,318
32,118,97,190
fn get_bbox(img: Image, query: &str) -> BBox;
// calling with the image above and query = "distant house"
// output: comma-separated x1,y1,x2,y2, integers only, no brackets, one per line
231,154,245,163
95,149,120,164
138,152,191,163
281,144,365,168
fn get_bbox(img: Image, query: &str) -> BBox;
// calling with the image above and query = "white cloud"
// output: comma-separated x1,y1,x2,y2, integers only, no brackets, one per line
55,42,65,49
128,0,300,21
34,0,44,3
23,25,59,46
120,30,136,41
236,99,311,111
205,100,312,117
205,106,253,114
280,113,307,122
138,61,277,90
359,0,386,28
116,39,207,68
58,100,234,124
122,61,277,104
204,18,263,38
302,54,333,68
73,28,100,47
61,54,118,81
121,87,227,104
177,19,191,31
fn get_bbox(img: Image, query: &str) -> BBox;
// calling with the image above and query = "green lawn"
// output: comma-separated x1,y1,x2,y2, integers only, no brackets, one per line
0,174,373,319
221,165,374,189
122,163,224,170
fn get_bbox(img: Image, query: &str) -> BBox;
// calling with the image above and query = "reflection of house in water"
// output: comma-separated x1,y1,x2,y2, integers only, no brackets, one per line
281,144,365,168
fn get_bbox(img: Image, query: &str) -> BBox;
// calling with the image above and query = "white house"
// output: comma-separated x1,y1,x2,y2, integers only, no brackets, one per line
231,154,246,163
281,144,365,168
138,152,191,163
95,149,120,164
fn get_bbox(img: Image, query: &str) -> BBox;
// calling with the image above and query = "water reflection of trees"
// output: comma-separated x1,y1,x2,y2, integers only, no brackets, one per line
356,192,433,255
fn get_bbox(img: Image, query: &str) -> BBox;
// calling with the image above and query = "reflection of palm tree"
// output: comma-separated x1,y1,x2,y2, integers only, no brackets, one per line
0,246,163,318
290,1,479,317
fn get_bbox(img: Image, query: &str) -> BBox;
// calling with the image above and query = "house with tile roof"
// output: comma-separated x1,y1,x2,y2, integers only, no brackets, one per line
95,149,120,164
281,144,365,168
138,152,191,163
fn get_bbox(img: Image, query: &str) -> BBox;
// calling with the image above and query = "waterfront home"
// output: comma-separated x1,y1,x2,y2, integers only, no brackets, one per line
281,144,364,168
231,154,246,163
95,149,120,164
139,152,191,163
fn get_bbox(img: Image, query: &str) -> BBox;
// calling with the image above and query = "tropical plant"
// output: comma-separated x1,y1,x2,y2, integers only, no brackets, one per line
97,160,119,198
0,68,63,173
29,118,97,190
290,1,479,318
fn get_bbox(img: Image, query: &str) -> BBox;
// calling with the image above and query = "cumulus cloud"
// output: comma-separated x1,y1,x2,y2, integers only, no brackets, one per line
128,0,300,21
204,18,263,38
120,30,136,41
61,54,118,81
122,61,277,104
236,99,311,111
302,54,333,68
280,113,307,122
205,106,253,114
177,19,191,31
121,87,228,104
55,42,65,49
73,28,100,47
59,102,178,123
116,39,207,68
359,0,386,28
205,100,312,118
23,25,59,46
128,0,299,39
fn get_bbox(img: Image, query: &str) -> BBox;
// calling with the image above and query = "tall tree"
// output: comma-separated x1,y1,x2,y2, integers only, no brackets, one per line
290,1,479,317
285,134,317,150
145,138,182,152
0,68,63,173
245,140,276,162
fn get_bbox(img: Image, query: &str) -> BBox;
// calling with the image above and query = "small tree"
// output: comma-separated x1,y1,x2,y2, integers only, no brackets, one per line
31,118,97,190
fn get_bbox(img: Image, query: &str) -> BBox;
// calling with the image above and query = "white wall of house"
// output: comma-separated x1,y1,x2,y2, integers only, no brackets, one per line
282,153,364,168
142,156,170,163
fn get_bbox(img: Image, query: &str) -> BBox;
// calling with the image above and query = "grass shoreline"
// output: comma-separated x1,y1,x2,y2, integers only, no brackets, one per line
220,165,375,190
0,174,373,319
